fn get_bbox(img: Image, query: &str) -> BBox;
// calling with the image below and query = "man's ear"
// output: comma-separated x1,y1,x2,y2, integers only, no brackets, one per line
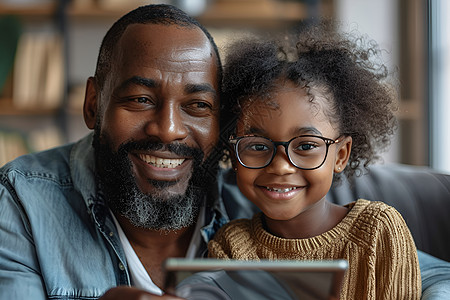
334,136,352,173
83,76,99,130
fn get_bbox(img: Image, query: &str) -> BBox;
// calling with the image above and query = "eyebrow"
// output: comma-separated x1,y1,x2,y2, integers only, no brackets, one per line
244,126,323,137
185,83,218,105
115,76,157,92
185,83,217,100
115,76,217,101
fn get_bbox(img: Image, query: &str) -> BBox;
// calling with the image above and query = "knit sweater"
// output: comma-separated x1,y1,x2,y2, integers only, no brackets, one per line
208,199,421,300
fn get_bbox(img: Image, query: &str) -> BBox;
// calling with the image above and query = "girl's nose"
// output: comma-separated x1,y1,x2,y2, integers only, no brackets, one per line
264,146,297,175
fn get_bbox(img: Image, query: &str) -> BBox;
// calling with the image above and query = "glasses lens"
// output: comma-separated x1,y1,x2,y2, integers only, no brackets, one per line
236,137,274,168
288,136,328,169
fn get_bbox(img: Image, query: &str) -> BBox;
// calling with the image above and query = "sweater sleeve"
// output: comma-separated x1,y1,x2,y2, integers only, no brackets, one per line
373,205,421,299
207,221,234,259
207,219,244,259
207,218,260,260
208,237,231,259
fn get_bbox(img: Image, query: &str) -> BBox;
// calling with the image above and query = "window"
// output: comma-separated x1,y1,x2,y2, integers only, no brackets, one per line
429,0,450,173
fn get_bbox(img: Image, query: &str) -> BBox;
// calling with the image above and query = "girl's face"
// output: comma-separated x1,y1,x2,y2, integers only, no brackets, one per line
234,81,351,222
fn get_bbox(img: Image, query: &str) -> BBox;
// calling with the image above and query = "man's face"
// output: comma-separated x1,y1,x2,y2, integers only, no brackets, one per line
85,24,220,230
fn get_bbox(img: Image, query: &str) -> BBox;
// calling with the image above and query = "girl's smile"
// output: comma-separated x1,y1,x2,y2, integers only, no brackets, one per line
259,184,303,200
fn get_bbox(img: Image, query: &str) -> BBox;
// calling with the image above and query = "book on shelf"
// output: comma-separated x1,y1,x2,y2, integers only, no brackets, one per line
12,32,64,110
13,32,41,108
42,35,64,109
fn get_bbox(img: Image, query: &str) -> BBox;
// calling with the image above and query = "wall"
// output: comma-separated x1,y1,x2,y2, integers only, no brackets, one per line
335,0,400,164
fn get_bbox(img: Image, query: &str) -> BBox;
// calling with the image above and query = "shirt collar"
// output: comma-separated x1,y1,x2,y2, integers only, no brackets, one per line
70,133,98,209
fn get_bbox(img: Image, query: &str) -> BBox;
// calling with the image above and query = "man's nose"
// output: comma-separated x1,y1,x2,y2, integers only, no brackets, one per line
144,102,188,143
265,146,296,175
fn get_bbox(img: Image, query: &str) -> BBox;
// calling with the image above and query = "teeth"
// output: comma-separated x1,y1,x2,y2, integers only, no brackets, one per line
138,154,185,169
265,187,297,193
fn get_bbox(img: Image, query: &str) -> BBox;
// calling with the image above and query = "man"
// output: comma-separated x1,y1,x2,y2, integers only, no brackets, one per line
0,4,448,300
0,5,225,299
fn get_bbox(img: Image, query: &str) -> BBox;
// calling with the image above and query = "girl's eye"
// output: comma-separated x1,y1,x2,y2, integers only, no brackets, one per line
249,144,269,151
296,143,317,151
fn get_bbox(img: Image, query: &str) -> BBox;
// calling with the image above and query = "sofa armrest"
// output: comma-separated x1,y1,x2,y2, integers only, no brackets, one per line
327,164,450,262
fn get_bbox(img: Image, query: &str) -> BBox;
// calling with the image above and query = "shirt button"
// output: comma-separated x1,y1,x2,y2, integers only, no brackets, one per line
109,232,114,237
119,263,125,271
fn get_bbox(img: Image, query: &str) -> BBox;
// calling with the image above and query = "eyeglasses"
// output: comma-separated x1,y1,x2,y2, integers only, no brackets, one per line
229,135,342,170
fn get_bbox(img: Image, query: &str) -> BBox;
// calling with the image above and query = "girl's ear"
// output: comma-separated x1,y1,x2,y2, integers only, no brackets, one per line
83,76,99,130
334,136,352,173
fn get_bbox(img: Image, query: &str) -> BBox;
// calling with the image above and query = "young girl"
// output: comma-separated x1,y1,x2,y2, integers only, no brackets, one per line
209,23,421,299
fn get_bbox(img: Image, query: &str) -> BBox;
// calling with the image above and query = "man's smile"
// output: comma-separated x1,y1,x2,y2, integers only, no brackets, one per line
130,150,195,187
138,154,185,169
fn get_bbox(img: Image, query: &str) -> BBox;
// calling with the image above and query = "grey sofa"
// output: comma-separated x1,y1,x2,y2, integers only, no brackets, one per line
327,163,450,262
220,163,450,262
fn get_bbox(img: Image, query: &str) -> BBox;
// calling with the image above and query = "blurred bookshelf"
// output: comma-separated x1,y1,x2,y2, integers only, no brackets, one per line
0,0,327,167
0,0,67,166
0,0,428,167
0,2,56,16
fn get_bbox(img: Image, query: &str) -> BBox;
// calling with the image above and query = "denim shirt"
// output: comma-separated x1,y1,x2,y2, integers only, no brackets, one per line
0,134,231,299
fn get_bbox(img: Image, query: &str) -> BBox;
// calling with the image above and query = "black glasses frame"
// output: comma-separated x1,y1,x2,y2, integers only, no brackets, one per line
229,134,342,170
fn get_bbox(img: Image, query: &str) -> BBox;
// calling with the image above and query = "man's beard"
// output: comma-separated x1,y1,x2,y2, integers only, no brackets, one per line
92,128,218,231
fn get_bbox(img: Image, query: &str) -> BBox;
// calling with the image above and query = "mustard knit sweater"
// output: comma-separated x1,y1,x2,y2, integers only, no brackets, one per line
208,199,421,300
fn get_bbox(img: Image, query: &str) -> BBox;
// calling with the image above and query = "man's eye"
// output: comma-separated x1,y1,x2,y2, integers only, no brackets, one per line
192,102,211,109
133,97,150,104
125,96,157,108
185,101,214,115
118,96,157,110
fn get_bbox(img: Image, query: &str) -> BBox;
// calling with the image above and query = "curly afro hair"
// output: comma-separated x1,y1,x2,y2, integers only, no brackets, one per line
220,21,398,181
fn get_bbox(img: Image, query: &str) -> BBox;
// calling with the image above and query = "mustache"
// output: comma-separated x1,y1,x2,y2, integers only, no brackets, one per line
118,139,204,160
